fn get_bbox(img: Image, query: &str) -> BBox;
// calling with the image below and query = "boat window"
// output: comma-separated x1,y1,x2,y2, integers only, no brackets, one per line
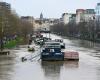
50,49,54,52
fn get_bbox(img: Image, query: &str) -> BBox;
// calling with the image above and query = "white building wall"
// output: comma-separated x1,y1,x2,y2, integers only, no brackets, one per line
62,13,71,24
76,13,84,23
76,13,81,23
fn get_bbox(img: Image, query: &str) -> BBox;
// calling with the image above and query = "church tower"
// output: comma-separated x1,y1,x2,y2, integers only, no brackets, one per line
40,13,43,21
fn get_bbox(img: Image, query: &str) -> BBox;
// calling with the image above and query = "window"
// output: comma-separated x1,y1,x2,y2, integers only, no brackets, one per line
50,49,54,52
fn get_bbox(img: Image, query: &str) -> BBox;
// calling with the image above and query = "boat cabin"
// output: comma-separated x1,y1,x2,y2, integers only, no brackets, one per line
41,41,64,61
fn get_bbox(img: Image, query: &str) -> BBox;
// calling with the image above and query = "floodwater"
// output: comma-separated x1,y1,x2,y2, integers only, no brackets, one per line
0,34,100,80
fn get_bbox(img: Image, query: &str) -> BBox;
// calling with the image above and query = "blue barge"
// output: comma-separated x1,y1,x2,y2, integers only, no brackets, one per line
41,42,64,61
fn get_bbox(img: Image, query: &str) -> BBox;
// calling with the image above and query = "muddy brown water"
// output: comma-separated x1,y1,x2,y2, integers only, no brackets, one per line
0,34,100,80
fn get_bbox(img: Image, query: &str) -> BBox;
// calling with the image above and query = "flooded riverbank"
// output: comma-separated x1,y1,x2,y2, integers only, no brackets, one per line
0,34,100,80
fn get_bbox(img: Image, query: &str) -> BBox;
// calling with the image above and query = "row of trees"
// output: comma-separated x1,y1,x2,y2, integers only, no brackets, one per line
50,20,100,42
0,6,33,42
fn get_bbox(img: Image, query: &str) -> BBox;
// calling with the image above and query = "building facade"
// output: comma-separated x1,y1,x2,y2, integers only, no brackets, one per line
95,3,100,21
76,9,95,23
76,9,85,23
70,14,76,23
0,2,11,10
84,9,95,22
62,13,72,24
21,16,34,24
95,3,100,15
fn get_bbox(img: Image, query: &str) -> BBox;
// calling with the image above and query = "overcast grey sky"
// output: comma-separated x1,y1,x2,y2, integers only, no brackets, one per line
3,0,100,18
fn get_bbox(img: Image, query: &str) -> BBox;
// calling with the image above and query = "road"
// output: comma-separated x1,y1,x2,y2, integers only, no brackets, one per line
0,34,100,80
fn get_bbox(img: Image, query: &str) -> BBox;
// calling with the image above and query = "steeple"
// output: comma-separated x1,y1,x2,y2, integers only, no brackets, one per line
40,12,43,20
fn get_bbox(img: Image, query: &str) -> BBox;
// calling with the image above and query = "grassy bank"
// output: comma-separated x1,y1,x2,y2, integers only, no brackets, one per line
4,37,23,49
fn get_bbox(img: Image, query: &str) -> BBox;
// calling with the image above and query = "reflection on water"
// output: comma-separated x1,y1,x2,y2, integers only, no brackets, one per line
97,67,100,80
41,61,79,80
68,39,100,59
78,40,95,48
41,61,63,80
64,61,79,68
68,37,100,49
71,40,95,48
0,34,100,80
0,56,15,80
